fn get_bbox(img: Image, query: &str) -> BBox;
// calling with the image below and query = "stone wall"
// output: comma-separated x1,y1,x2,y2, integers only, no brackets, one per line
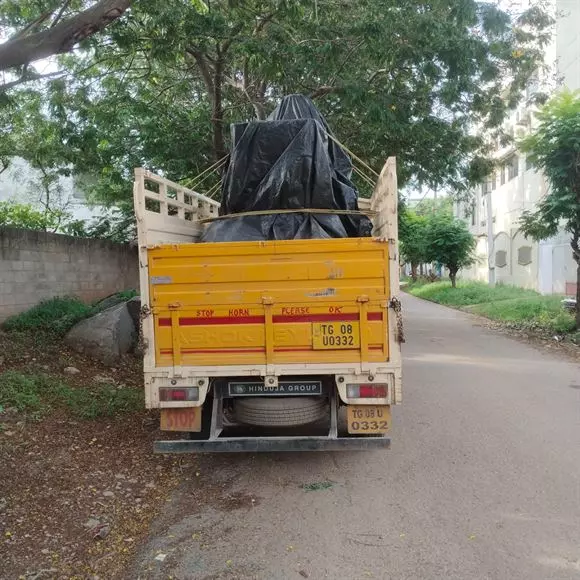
0,228,139,321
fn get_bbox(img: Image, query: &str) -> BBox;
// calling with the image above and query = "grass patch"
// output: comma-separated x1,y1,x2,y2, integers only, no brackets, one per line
0,371,143,420
406,280,576,335
407,280,539,306
2,297,95,336
470,296,576,334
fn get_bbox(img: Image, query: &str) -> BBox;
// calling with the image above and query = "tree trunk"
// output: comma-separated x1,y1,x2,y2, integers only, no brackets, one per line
572,231,580,329
211,59,226,162
576,261,580,329
449,267,458,288
420,263,424,276
411,263,418,282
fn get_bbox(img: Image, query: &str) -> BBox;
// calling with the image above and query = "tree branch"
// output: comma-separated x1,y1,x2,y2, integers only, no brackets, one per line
0,70,65,92
0,0,131,72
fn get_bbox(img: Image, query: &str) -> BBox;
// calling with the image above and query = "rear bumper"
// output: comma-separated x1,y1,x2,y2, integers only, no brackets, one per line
154,436,390,453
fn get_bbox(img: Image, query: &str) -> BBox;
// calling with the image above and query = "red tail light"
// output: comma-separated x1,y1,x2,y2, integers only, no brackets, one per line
347,384,388,398
159,387,199,402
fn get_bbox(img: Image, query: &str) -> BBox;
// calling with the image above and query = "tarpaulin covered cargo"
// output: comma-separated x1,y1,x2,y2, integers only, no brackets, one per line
201,95,372,242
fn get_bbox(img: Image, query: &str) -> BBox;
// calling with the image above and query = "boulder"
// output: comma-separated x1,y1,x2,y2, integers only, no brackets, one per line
126,296,142,332
65,303,136,366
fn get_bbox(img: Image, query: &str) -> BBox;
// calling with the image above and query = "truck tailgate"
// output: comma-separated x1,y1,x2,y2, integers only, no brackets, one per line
148,238,390,368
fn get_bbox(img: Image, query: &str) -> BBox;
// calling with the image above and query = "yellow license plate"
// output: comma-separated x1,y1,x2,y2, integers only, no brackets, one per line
346,405,391,434
312,321,360,350
160,407,202,432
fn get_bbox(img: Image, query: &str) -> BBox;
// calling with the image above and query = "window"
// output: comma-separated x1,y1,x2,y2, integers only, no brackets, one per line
471,202,476,226
500,165,506,185
526,156,533,171
495,250,507,268
491,173,497,190
517,246,532,266
506,155,519,180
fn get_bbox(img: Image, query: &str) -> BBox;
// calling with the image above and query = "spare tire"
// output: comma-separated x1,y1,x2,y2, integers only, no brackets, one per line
234,396,327,427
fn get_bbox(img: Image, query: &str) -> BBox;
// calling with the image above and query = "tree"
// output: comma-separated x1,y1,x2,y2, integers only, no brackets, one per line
0,201,66,231
519,89,580,328
425,214,476,287
0,0,552,209
0,0,132,81
399,210,428,281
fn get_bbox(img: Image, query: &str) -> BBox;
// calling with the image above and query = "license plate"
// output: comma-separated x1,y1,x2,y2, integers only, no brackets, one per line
160,407,201,432
346,405,391,434
228,381,322,396
312,321,360,350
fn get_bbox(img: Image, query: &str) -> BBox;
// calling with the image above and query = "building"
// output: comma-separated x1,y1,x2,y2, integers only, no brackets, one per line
455,0,579,296
0,157,102,223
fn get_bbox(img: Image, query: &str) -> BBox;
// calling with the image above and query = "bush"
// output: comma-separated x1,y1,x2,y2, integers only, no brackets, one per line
2,297,95,336
0,371,143,420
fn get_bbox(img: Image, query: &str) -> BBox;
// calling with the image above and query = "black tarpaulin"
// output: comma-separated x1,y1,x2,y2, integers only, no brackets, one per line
201,95,372,242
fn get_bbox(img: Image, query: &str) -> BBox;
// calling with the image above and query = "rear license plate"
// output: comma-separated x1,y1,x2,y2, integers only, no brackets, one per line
160,407,201,432
312,321,360,350
346,405,391,434
228,381,322,396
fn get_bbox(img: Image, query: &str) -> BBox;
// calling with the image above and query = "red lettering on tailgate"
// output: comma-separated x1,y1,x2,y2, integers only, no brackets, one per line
229,308,250,317
196,309,214,317
281,307,310,315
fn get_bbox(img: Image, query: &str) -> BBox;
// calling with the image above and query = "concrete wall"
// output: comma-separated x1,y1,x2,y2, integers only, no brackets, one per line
0,228,139,321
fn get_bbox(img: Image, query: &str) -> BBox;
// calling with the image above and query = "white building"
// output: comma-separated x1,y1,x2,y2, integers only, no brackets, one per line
0,157,102,223
456,0,579,297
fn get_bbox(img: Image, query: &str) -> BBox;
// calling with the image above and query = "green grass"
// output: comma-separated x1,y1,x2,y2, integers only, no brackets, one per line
406,280,576,335
2,297,95,336
470,296,576,333
2,290,138,337
0,371,143,420
407,280,539,306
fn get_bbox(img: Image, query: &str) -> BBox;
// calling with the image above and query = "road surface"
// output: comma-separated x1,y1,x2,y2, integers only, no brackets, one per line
135,295,580,580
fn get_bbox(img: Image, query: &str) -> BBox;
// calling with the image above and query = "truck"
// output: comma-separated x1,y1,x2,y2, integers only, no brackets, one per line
133,157,402,453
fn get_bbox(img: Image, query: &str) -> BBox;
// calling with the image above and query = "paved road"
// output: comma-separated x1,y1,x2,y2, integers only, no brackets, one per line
135,295,580,580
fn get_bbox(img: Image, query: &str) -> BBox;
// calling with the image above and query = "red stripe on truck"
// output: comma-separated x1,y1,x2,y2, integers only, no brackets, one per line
157,312,383,327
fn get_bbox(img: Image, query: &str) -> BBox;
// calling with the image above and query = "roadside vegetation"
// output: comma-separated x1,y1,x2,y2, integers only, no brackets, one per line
406,280,578,341
0,295,176,579
2,291,137,337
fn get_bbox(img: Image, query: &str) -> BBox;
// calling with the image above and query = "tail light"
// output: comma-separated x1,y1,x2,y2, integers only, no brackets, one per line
159,387,199,402
347,384,388,398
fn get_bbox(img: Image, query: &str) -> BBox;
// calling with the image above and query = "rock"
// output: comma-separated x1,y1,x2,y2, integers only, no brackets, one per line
84,518,101,529
93,375,114,384
65,303,137,366
102,491,115,498
93,523,110,540
95,294,126,312
126,296,142,332
64,367,80,375
154,553,167,562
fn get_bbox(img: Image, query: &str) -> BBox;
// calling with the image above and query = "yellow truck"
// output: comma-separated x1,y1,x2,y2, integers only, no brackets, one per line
133,158,402,452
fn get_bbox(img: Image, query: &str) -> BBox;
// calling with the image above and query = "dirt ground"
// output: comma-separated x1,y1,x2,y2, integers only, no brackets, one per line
0,332,187,580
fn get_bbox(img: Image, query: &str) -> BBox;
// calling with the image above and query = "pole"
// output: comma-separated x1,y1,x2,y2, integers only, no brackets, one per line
486,184,495,287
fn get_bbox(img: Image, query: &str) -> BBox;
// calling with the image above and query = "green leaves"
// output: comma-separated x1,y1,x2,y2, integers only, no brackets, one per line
1,0,553,214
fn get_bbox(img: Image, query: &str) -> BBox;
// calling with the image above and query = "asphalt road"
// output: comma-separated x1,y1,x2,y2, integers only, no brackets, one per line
135,295,580,580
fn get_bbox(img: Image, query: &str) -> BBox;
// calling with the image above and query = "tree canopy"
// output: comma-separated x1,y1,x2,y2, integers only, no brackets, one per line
519,89,580,327
0,0,552,218
424,214,476,287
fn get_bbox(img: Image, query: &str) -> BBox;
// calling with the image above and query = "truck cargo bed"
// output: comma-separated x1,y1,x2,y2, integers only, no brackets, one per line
149,238,390,368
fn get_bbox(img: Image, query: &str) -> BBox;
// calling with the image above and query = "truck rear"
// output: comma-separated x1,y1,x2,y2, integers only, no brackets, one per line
134,158,402,452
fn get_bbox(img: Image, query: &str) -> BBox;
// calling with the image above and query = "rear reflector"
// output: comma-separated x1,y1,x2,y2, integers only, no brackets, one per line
159,387,199,402
347,384,388,398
